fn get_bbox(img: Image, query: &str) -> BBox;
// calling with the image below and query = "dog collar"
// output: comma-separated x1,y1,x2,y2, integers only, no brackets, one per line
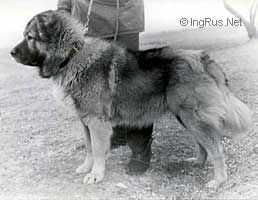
59,42,82,70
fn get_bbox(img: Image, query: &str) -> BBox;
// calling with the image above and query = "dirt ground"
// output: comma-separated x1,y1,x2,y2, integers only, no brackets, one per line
1,29,258,200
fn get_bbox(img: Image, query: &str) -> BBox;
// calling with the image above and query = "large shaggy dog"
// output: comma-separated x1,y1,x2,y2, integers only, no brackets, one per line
11,10,252,188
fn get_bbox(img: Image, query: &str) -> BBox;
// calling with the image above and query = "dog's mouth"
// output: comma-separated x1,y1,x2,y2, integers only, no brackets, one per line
11,50,45,67
13,56,44,67
12,57,33,66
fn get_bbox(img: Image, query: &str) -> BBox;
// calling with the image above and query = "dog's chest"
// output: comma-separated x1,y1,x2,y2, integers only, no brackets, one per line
52,81,76,113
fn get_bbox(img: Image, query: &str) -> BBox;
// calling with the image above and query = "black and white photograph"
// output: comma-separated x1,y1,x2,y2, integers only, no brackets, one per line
1,0,258,199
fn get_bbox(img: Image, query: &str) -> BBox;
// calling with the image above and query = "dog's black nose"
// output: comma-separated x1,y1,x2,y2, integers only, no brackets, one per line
10,48,17,56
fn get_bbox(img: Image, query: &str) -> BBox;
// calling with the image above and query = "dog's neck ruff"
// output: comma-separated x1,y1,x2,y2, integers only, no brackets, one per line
59,43,83,70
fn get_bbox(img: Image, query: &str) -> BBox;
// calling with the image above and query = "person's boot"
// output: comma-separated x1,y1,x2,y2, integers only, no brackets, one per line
126,125,153,175
111,126,128,149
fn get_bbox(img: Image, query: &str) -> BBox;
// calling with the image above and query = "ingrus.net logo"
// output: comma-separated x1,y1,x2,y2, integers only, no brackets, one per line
179,17,244,29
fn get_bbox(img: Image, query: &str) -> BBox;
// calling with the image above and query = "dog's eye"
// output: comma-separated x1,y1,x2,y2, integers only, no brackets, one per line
27,35,34,40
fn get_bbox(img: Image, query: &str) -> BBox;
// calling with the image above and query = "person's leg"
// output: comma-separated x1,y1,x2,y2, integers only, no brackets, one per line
105,33,153,174
111,125,153,174
126,125,153,175
110,126,128,148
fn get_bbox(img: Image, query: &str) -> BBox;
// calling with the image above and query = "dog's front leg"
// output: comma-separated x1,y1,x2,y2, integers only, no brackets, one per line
83,118,113,184
76,123,94,174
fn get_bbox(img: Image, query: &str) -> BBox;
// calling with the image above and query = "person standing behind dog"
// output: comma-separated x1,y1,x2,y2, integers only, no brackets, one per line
58,0,144,50
57,0,153,174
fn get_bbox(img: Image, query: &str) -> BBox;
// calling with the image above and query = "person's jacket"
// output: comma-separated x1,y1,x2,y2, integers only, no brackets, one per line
57,0,145,38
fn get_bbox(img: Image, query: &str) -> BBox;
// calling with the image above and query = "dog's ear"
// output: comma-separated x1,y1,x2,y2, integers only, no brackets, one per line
36,11,62,41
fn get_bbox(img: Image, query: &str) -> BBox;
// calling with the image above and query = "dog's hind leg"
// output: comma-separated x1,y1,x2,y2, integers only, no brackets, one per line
82,118,113,185
176,115,208,166
177,109,227,188
194,127,227,189
76,123,94,174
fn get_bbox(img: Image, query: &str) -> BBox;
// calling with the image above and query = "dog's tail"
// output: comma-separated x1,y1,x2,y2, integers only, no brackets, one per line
222,89,252,134
156,47,252,134
201,52,252,135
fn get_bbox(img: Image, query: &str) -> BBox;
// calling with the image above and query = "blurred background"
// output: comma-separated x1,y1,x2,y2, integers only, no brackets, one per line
0,0,254,48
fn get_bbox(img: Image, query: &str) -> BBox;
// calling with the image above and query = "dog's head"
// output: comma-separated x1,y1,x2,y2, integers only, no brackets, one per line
11,10,83,78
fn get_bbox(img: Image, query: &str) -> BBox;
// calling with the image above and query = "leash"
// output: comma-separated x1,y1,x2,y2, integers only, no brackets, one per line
85,0,120,42
114,0,120,41
85,0,94,33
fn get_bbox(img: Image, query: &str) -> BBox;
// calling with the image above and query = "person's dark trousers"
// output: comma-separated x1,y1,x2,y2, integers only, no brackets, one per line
111,125,153,174
105,33,153,174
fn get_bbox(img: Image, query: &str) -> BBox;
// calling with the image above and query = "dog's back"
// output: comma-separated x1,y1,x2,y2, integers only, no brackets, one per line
110,47,227,128
113,46,252,136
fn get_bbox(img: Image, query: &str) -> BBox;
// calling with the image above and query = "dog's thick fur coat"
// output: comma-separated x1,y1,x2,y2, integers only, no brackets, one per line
11,10,252,188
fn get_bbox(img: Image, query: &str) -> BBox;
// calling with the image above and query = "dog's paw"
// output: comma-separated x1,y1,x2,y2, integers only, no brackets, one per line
83,169,105,185
76,156,93,174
